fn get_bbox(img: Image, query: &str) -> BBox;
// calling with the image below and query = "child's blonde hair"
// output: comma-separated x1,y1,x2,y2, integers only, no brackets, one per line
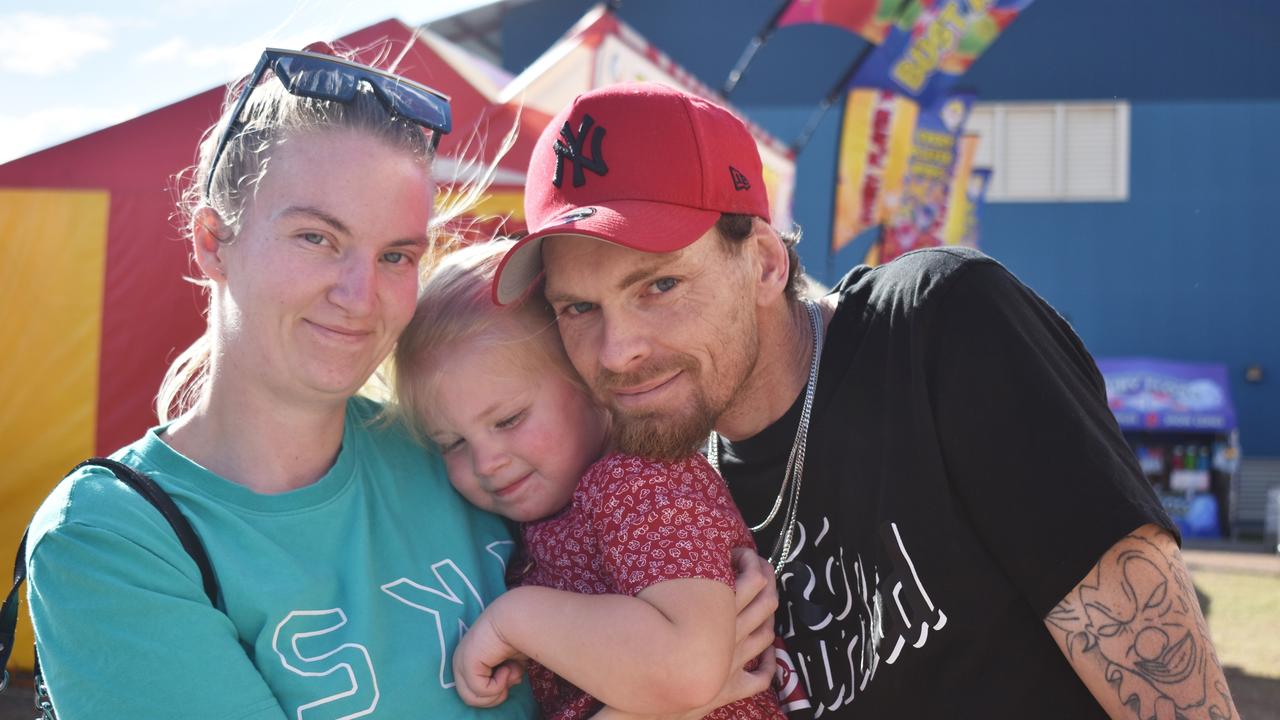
393,239,587,444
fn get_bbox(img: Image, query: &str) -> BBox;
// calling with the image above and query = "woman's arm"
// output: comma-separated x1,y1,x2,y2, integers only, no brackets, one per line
453,578,735,714
28,518,287,719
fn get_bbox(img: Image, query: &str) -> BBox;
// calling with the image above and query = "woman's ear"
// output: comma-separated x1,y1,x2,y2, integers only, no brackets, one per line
192,207,231,282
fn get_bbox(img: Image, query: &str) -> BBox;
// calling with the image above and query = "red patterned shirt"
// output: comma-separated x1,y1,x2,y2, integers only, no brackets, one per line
514,453,785,720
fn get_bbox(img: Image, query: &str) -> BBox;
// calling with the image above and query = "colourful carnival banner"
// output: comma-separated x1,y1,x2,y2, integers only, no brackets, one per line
880,90,974,262
949,166,991,248
940,132,978,245
831,87,919,253
851,0,1036,103
1097,359,1237,432
776,0,909,45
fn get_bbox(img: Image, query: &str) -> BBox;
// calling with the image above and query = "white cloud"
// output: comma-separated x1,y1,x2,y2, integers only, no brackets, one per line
0,105,140,164
135,26,342,76
0,13,117,76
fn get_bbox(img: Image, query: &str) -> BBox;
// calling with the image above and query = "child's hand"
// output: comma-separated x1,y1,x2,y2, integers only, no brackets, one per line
453,611,526,707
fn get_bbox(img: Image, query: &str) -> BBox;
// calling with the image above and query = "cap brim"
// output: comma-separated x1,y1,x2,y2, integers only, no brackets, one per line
493,200,720,306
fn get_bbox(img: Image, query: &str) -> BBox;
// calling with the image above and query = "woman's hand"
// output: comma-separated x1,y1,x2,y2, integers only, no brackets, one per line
452,610,526,708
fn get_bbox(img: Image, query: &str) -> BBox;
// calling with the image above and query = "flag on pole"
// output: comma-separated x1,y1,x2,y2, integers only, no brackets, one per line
830,88,919,253
852,0,1036,104
954,167,992,248
880,90,975,262
776,0,909,44
941,132,979,245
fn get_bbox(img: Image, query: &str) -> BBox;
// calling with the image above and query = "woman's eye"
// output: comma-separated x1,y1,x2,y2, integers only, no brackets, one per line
651,277,678,293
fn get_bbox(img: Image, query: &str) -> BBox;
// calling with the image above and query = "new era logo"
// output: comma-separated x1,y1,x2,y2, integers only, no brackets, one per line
729,166,751,191
553,114,608,189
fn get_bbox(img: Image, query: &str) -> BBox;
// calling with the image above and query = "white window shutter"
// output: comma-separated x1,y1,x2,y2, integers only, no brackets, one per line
1002,106,1056,199
1064,105,1119,199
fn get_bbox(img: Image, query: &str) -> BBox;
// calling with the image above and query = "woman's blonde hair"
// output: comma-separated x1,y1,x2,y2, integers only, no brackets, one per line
391,239,585,445
156,46,511,423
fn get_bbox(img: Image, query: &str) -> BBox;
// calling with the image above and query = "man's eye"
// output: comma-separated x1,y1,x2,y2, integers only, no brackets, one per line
382,250,410,265
562,301,596,317
300,232,328,246
651,277,678,293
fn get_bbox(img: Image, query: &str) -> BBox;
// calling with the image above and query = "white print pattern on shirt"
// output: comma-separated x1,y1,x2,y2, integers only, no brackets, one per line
271,609,380,720
776,519,946,715
380,559,487,689
486,540,515,572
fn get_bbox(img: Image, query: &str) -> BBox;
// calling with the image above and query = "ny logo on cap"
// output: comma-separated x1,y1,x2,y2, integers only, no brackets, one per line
729,166,751,191
553,114,608,189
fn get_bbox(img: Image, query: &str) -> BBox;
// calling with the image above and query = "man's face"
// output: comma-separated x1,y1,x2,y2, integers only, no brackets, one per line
542,229,760,459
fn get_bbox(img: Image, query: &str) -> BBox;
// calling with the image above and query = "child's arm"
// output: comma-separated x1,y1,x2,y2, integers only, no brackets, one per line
454,578,735,714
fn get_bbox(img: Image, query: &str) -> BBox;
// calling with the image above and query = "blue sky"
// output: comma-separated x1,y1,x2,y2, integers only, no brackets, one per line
0,0,495,163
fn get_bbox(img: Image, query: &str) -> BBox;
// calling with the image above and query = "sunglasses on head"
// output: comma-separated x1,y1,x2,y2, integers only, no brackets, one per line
204,47,453,198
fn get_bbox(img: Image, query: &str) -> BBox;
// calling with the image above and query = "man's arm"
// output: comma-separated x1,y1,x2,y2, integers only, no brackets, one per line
1044,524,1237,720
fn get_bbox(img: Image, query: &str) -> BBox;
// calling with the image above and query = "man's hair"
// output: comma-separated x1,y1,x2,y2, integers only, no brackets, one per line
714,214,806,301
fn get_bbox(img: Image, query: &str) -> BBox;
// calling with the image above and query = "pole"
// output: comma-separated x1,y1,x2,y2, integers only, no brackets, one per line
722,0,792,98
789,39,876,154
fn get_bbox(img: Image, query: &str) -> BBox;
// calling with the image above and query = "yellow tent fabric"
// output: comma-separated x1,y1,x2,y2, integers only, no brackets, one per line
0,189,109,670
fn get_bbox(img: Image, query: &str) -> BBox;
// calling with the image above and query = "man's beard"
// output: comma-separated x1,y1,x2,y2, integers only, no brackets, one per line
597,357,720,461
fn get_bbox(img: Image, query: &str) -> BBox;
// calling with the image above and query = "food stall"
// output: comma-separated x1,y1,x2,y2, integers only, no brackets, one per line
1097,358,1241,538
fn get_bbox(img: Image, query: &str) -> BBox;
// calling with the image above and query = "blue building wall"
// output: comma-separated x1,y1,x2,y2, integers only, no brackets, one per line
494,0,1280,454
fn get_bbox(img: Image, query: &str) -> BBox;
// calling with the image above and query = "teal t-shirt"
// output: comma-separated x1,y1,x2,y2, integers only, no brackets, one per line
25,397,536,719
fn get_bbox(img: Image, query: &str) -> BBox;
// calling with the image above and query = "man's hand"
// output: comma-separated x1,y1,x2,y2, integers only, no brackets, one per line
452,610,526,708
1044,524,1238,720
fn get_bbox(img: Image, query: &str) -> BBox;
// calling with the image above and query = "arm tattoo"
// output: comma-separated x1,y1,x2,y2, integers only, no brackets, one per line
1046,531,1235,720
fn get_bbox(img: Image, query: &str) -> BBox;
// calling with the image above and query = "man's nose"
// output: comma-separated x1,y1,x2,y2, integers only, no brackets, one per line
597,312,651,375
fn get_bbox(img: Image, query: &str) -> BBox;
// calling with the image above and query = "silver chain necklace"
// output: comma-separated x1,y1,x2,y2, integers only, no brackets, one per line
707,297,823,573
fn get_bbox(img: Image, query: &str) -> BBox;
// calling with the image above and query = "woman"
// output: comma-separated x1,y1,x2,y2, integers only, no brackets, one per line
24,48,535,718
23,48,774,719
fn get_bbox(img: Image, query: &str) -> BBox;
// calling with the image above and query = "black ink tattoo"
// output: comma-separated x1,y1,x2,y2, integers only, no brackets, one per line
1046,532,1235,720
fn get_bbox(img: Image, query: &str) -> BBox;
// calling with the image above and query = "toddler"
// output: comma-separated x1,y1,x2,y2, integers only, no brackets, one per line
394,240,784,719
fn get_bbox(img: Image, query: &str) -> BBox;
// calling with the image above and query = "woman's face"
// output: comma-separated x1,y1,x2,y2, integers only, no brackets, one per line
213,129,432,404
426,337,609,523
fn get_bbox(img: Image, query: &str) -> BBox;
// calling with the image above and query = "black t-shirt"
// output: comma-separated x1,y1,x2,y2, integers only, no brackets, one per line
716,248,1176,718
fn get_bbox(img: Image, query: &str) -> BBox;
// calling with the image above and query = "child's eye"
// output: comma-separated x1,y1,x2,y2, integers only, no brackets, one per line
437,438,464,454
495,410,525,430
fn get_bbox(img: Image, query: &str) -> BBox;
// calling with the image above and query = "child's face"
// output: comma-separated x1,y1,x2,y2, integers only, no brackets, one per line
426,338,608,522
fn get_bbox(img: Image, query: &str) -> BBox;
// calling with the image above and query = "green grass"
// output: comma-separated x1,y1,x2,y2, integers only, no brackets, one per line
1191,569,1280,679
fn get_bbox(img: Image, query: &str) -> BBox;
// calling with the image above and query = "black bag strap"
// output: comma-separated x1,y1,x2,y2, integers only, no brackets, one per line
1,457,220,697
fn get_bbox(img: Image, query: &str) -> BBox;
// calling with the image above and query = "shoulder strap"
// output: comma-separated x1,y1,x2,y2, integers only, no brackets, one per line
1,457,220,687
68,458,219,606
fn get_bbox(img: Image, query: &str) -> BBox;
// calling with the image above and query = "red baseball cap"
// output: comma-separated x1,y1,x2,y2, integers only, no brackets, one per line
492,81,771,305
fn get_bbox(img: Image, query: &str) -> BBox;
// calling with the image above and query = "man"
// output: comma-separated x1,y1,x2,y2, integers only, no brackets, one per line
493,82,1238,719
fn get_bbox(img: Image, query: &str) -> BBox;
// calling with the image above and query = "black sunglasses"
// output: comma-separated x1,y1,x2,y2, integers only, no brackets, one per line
204,47,452,197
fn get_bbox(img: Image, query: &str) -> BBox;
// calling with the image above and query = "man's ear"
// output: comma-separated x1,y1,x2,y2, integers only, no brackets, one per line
751,219,790,306
192,207,231,282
